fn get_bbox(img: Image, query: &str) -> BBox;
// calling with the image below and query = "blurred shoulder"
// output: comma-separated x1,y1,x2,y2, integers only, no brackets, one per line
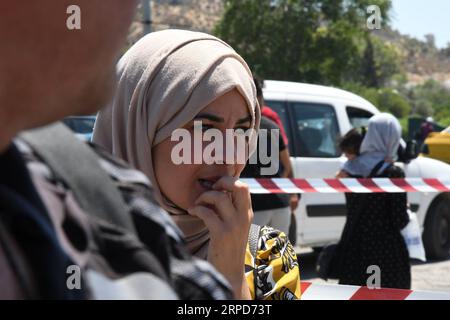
15,138,184,242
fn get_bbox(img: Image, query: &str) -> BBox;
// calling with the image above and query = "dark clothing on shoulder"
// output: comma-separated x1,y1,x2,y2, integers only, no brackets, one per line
0,130,232,300
0,144,83,299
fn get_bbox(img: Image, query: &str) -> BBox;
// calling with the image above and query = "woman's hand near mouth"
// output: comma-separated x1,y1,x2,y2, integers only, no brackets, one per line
187,176,253,300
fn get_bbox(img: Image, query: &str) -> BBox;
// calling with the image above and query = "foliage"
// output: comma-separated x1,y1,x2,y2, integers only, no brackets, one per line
214,0,449,127
342,83,411,118
214,0,393,86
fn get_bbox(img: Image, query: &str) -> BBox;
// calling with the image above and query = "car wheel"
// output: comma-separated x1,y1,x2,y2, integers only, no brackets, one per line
423,195,450,260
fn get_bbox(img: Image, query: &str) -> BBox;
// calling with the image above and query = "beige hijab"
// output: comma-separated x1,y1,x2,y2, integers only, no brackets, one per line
92,29,260,258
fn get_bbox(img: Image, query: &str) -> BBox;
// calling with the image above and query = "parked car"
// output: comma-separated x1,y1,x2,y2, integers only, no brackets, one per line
63,116,96,141
422,127,450,164
263,80,450,259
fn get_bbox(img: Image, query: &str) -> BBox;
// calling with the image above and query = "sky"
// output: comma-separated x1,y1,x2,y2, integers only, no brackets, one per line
390,0,450,48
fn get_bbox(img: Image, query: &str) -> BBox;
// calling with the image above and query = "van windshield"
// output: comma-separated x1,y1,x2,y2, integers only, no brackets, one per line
291,103,340,158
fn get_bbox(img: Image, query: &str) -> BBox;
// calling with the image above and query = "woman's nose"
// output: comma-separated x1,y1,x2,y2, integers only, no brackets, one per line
223,133,248,165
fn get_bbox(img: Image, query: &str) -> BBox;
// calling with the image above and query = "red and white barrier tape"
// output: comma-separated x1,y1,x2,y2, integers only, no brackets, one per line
300,281,450,300
241,178,450,194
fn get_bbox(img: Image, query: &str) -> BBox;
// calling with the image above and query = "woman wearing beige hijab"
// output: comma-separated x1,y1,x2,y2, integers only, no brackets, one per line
93,29,300,300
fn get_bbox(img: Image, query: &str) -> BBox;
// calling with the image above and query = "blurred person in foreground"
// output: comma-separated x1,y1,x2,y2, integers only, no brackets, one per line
0,1,231,299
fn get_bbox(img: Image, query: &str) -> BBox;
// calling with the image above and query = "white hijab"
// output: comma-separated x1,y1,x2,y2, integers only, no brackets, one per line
92,29,260,257
343,113,402,177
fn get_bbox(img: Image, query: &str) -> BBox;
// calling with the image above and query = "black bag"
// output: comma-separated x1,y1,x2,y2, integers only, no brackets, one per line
316,244,340,280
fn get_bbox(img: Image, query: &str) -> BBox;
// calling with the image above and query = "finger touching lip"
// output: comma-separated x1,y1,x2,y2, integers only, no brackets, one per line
212,176,240,191
198,175,230,191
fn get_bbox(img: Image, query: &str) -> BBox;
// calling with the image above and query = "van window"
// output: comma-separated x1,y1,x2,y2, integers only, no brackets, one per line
290,102,340,158
264,100,293,154
346,107,373,129
264,101,289,131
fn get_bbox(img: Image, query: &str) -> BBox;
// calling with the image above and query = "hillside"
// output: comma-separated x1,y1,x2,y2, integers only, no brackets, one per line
128,1,450,86
373,28,450,87
127,0,223,46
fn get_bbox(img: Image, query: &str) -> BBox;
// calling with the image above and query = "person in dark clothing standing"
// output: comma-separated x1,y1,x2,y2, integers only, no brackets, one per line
240,77,295,235
335,114,411,289
241,116,292,235
417,117,435,148
241,77,290,235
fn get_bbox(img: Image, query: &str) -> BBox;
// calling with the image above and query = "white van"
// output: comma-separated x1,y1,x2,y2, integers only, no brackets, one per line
263,80,450,259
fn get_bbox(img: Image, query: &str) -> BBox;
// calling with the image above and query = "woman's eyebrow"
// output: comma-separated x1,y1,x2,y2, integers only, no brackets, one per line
236,115,252,124
193,113,252,124
194,113,224,122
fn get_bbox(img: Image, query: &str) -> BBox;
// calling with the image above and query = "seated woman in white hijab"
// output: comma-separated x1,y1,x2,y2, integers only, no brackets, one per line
92,30,300,300
335,113,411,289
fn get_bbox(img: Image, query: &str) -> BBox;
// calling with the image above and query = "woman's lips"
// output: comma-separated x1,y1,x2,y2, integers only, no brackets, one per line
198,176,221,190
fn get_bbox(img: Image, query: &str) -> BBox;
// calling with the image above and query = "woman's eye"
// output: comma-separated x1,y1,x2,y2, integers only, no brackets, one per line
234,127,250,133
191,123,213,132
201,125,214,132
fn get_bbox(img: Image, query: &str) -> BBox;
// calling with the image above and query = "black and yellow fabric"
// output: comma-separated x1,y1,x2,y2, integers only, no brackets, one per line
245,226,301,300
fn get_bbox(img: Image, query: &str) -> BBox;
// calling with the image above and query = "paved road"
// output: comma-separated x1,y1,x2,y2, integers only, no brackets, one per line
296,247,450,293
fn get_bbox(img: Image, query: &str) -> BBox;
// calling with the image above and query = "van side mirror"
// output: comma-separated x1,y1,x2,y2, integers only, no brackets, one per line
399,140,420,163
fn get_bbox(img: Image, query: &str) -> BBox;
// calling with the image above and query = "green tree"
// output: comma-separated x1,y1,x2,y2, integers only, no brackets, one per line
371,37,403,87
412,80,450,122
214,0,392,86
342,83,411,118
377,88,410,118
442,43,450,58
361,36,379,87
